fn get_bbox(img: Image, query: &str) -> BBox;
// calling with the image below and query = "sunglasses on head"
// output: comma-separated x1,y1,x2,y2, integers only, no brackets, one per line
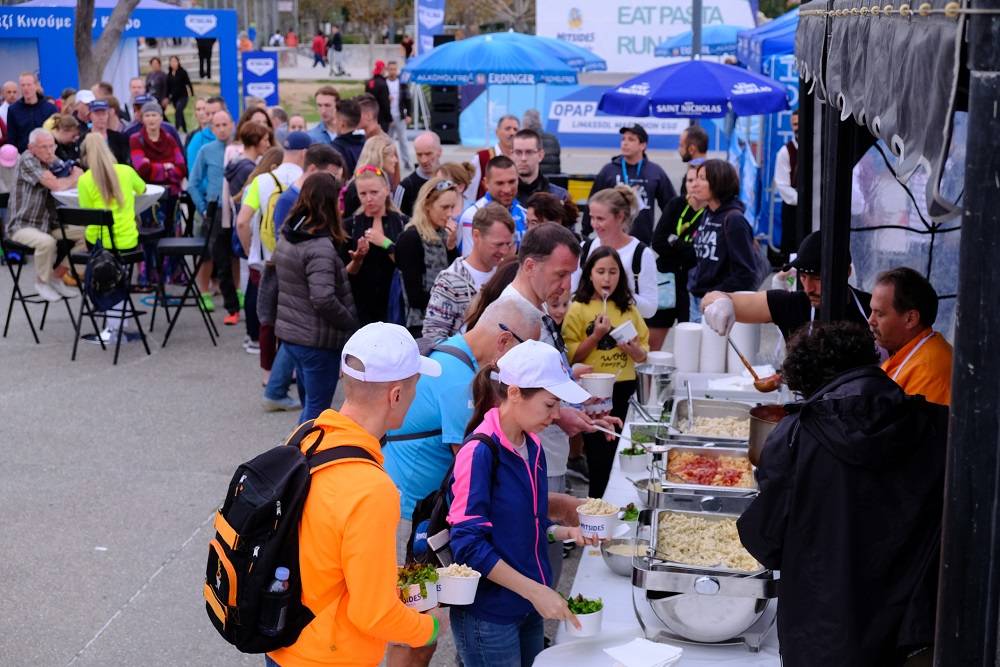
434,179,456,191
498,323,525,343
356,164,384,177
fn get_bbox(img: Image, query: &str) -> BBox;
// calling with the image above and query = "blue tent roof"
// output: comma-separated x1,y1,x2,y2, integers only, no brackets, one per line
737,9,798,69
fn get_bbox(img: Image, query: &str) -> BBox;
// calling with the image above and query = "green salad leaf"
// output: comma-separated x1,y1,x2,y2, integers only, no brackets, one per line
398,563,439,598
621,503,640,522
566,593,604,615
630,433,653,444
621,443,646,456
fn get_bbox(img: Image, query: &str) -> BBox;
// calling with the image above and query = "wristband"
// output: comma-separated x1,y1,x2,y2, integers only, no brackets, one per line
547,525,559,543
381,238,394,250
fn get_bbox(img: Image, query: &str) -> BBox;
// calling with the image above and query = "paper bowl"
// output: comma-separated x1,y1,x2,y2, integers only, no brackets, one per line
435,569,481,605
398,581,438,611
577,508,617,539
618,451,650,474
647,350,674,366
579,373,615,399
564,608,603,638
610,320,639,344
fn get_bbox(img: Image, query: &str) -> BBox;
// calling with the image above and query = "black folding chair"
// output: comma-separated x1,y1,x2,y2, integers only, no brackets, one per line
2,194,75,344
57,207,151,365
157,201,220,347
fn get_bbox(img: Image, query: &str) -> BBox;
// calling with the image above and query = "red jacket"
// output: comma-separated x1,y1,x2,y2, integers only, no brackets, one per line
312,35,327,55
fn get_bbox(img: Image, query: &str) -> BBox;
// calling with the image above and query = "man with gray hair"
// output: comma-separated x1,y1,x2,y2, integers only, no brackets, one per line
399,130,442,216
4,127,83,302
470,113,519,199
0,80,18,126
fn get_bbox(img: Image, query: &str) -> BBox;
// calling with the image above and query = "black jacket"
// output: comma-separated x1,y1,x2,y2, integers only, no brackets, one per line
366,74,392,132
582,154,676,245
737,366,947,667
540,131,561,175
399,170,429,217
331,132,365,176
106,130,132,165
273,223,358,349
167,67,194,102
652,195,705,318
516,172,570,208
686,197,757,297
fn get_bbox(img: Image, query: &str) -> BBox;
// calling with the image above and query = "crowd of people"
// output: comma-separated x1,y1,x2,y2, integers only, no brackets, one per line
0,62,959,667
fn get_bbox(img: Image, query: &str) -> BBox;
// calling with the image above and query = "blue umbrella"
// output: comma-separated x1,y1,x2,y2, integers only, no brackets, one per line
488,32,607,72
737,9,798,67
598,60,789,118
654,25,746,57
402,32,578,86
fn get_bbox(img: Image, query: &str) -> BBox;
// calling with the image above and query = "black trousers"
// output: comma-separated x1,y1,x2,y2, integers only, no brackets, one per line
211,227,239,315
583,379,636,498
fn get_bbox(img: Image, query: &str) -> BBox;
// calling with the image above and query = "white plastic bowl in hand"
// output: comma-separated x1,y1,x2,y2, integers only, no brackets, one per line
399,582,438,611
610,320,639,344
435,568,481,605
579,372,615,399
564,607,603,638
577,507,616,539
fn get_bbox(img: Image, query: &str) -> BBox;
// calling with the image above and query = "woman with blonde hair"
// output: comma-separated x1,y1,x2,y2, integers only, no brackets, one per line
395,176,461,335
341,133,404,214
341,165,409,324
436,161,477,207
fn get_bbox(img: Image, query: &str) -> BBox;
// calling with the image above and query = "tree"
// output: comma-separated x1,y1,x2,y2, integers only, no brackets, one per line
75,0,141,89
447,0,534,36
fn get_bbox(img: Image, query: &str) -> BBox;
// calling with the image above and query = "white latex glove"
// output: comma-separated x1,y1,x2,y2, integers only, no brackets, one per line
703,296,736,336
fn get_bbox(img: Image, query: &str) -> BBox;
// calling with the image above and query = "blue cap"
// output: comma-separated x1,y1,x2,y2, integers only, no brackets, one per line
283,131,311,150
134,94,153,106
275,567,290,581
90,99,109,111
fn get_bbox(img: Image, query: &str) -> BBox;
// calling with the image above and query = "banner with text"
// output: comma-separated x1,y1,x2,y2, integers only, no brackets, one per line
536,0,757,73
415,0,445,56
242,51,279,106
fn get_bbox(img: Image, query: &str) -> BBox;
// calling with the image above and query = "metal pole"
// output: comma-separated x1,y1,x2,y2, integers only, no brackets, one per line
691,0,703,59
816,106,854,322
934,0,1000,661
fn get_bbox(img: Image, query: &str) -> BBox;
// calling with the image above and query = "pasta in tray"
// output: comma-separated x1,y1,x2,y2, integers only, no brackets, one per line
678,415,750,440
655,511,760,572
666,450,755,488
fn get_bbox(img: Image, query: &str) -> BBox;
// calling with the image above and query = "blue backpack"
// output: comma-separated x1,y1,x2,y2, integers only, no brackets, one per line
386,268,407,326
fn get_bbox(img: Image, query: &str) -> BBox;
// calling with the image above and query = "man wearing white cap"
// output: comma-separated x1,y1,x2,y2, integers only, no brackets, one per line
73,89,95,134
268,322,449,667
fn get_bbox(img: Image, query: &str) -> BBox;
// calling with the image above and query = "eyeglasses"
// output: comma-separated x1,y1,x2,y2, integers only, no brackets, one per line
512,150,539,158
434,179,456,191
498,323,525,343
356,164,384,177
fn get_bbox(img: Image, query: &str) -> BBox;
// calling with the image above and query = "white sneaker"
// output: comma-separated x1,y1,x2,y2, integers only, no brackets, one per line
34,280,63,302
51,279,78,299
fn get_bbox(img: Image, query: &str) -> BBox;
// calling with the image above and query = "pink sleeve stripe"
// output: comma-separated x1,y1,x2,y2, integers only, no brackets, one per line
447,439,481,526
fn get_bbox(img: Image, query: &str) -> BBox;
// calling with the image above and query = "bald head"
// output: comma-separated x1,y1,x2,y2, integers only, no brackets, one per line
414,131,442,175
466,296,543,364
2,81,17,105
211,110,233,142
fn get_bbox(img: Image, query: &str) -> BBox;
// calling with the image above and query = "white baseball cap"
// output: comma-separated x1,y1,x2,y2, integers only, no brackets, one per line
497,340,591,404
341,322,441,382
75,89,95,105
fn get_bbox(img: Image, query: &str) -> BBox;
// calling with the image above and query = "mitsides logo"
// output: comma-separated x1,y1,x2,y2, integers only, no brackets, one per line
655,101,725,115
245,58,275,76
731,82,773,95
616,82,650,96
185,14,217,36
568,8,583,29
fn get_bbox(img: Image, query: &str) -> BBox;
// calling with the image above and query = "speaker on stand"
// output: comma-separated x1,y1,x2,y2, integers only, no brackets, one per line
428,34,461,144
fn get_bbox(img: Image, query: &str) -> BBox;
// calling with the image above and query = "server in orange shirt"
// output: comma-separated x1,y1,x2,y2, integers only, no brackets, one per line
268,323,447,667
868,267,953,406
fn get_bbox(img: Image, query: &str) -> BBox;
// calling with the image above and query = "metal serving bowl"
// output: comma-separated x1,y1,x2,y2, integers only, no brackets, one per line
649,592,769,643
600,538,649,577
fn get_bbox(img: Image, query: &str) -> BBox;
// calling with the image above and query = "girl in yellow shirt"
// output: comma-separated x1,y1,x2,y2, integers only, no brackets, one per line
562,246,648,496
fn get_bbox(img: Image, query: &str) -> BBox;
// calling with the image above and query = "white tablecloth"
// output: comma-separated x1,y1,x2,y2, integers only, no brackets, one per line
52,183,165,214
550,381,782,666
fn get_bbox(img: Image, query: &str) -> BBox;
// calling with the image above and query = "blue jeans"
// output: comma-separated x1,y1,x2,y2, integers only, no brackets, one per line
264,344,298,402
264,657,280,667
689,295,703,323
282,342,341,423
451,607,544,667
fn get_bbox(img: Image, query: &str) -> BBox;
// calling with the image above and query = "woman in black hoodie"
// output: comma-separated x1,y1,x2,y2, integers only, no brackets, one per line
272,172,358,423
686,159,759,321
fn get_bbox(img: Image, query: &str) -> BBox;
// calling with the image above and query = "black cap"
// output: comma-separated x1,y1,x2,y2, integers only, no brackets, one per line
619,123,648,144
782,231,851,274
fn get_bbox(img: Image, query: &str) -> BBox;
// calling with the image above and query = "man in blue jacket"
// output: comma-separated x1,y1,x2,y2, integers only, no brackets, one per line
189,109,233,312
582,123,676,244
185,96,225,168
6,73,58,153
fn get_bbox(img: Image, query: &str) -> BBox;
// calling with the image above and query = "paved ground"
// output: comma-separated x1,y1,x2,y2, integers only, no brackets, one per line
0,263,586,666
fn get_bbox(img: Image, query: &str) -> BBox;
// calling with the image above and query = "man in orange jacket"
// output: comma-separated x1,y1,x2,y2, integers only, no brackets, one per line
268,323,447,667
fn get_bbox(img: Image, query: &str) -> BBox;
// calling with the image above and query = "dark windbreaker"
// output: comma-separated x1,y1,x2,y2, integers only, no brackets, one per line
686,197,758,297
737,366,948,667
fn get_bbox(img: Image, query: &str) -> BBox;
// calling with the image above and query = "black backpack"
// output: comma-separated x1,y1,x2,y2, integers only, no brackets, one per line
405,433,498,566
581,237,646,296
84,242,128,312
204,420,376,653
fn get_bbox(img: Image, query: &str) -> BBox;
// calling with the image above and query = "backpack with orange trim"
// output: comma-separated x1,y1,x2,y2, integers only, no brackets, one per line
204,419,375,653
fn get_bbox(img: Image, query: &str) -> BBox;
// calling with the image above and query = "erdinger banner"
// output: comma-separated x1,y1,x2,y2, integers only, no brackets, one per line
415,0,445,56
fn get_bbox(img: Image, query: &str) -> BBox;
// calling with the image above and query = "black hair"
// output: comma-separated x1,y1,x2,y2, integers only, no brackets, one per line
336,99,361,128
485,154,516,176
782,322,879,398
517,221,581,265
698,158,740,203
574,245,634,313
875,267,939,327
513,128,542,150
683,125,709,154
304,143,345,171
526,191,580,235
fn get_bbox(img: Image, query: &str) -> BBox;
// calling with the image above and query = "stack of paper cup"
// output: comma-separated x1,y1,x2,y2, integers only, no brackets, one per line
672,323,702,372
699,323,728,373
727,322,761,374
